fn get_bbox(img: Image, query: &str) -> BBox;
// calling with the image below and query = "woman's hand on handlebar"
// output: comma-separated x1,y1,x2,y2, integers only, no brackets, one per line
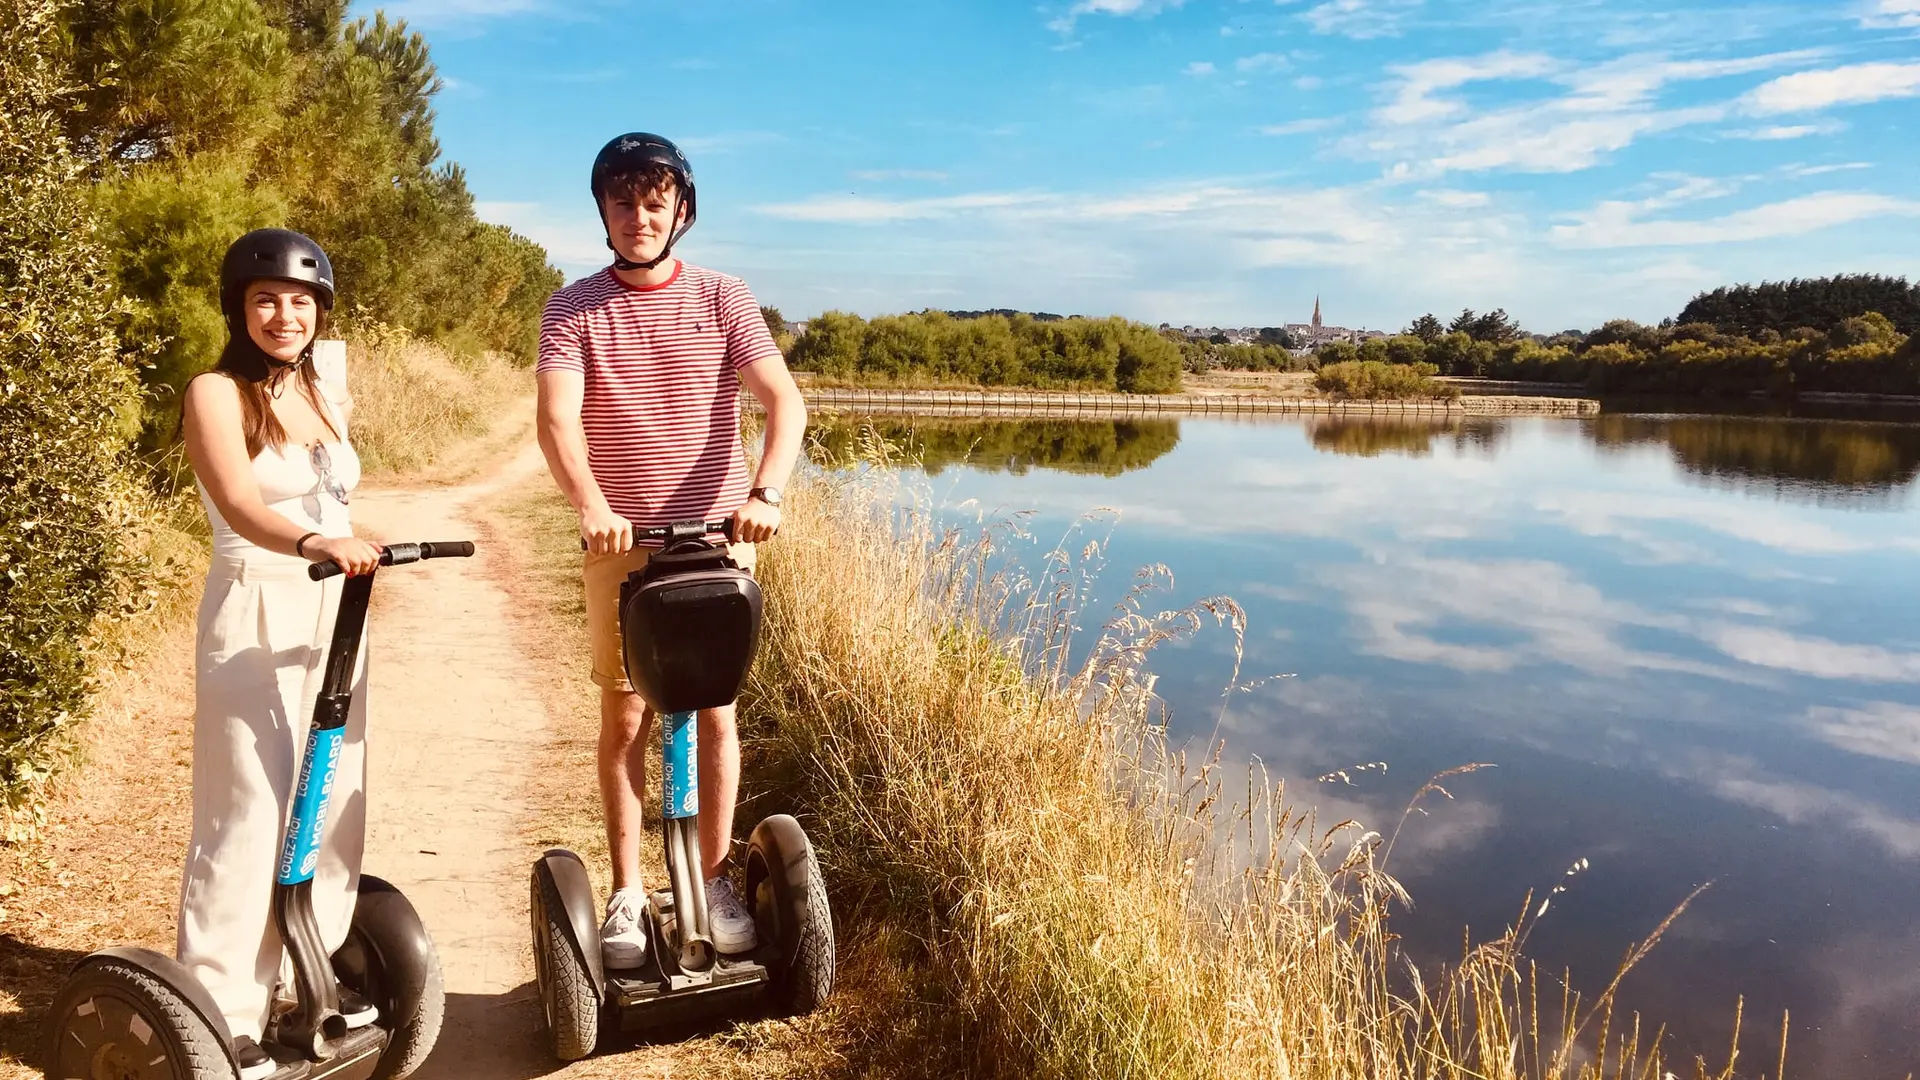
732,497,781,544
581,506,634,556
307,536,383,577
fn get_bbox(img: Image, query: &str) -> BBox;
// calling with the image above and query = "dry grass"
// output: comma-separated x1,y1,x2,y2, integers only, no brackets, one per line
711,429,1779,1080
341,323,532,482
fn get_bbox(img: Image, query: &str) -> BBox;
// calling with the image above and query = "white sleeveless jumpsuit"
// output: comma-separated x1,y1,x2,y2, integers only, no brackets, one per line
176,395,368,1043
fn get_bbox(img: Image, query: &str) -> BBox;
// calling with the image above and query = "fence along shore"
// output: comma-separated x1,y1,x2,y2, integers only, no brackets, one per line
758,386,1601,418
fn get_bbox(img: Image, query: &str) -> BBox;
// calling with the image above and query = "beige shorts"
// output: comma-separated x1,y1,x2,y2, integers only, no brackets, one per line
585,542,757,692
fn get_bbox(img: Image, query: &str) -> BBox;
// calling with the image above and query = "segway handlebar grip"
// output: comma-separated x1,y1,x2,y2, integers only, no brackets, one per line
579,519,735,551
307,540,477,580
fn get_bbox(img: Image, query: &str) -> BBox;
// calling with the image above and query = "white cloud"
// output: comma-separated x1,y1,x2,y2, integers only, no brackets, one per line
1729,122,1844,140
1748,61,1920,114
1787,161,1874,176
754,192,1049,224
1050,0,1184,32
1185,61,1217,77
1416,188,1492,208
1704,625,1920,682
1678,753,1920,859
1538,488,1919,556
1552,191,1920,248
1321,555,1736,679
1257,117,1341,136
1374,50,1557,126
1303,0,1423,39
1358,49,1823,177
1861,0,1920,29
1807,702,1920,765
1236,52,1291,73
1294,75,1326,91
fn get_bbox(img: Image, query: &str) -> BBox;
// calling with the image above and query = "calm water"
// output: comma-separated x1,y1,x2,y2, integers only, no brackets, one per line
814,408,1920,1078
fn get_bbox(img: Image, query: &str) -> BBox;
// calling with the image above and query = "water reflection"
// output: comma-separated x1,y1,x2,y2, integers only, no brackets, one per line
809,406,1920,1076
1587,414,1920,505
809,416,1180,476
1308,417,1507,459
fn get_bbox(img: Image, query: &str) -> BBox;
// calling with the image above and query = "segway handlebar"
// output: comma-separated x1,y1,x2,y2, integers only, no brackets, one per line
580,519,735,551
308,540,476,581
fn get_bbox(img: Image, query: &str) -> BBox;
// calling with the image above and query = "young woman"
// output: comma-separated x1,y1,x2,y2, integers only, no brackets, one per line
177,228,382,1078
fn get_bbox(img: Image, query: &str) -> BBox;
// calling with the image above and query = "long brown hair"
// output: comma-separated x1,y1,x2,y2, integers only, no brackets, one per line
208,302,342,459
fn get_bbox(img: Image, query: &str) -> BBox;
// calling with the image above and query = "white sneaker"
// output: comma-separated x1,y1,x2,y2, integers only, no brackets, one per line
600,887,650,969
706,876,759,955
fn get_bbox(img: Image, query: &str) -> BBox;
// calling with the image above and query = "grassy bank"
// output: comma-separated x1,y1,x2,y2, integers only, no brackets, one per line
0,336,530,1073
491,434,1768,1079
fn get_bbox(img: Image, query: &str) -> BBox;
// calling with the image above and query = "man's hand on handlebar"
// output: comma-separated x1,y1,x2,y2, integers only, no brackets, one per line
732,497,781,544
581,505,635,556
306,536,384,577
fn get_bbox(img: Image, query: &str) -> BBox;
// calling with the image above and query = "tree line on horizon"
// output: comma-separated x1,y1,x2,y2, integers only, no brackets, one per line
781,274,1920,397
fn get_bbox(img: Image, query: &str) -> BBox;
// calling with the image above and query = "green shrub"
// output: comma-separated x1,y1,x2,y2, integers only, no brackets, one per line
1,0,146,811
787,310,1184,393
1314,360,1459,400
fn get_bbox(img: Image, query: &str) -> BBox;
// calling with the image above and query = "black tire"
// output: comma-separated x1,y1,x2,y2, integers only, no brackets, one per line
41,957,232,1080
744,814,834,1016
530,867,599,1061
338,878,444,1080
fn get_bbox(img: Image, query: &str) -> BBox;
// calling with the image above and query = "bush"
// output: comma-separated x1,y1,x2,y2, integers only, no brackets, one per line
1,0,147,811
1314,361,1459,400
787,310,1184,393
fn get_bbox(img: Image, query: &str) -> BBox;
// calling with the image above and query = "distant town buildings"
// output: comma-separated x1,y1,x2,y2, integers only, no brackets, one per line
1161,296,1387,354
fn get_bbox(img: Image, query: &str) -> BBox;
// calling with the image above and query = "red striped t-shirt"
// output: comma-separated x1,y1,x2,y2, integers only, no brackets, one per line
537,262,781,534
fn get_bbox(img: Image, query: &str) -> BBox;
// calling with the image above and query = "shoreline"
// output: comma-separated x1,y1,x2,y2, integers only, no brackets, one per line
779,386,1601,417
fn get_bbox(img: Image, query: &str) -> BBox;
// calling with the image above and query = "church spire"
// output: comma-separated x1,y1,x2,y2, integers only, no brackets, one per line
1312,295,1322,331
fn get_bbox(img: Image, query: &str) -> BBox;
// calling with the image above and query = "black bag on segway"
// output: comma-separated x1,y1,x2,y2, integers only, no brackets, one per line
619,526,763,714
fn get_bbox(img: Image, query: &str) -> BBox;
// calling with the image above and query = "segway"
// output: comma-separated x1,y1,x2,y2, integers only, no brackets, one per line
529,520,833,1061
43,541,476,1080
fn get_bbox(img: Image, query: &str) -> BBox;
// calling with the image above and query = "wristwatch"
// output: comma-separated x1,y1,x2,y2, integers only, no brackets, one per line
750,486,783,507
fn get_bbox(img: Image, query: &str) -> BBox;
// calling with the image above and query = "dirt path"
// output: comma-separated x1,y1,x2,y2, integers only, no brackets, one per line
348,438,562,1079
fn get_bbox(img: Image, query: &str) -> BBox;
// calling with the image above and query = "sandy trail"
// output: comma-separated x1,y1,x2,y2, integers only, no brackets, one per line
350,439,563,1080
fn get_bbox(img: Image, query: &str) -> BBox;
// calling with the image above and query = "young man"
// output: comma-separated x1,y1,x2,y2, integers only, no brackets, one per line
535,132,808,966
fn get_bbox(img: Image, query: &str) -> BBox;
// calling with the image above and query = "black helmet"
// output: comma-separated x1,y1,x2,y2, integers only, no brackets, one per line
590,132,696,271
220,228,335,313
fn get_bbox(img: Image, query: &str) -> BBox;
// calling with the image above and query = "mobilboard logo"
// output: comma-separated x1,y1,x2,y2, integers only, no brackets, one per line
278,731,342,882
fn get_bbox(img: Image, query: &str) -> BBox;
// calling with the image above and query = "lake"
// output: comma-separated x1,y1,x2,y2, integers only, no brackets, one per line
809,404,1920,1078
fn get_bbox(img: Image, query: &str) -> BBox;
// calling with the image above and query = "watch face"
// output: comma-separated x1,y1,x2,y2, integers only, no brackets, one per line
756,486,783,506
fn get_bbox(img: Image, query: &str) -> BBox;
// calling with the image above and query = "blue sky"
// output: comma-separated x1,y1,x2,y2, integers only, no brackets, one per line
396,0,1920,333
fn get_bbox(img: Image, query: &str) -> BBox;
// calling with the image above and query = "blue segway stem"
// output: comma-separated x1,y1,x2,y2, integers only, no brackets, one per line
662,710,699,820
274,569,377,1056
279,724,345,886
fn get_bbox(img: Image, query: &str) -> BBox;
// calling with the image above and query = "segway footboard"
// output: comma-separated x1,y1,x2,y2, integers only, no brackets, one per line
608,957,769,1034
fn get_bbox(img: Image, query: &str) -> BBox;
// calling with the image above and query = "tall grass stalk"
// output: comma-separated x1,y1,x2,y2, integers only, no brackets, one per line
742,429,1764,1080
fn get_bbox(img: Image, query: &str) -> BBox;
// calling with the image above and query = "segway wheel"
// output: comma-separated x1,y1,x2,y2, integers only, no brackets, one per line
338,876,445,1080
42,956,231,1080
530,867,599,1061
745,814,835,1016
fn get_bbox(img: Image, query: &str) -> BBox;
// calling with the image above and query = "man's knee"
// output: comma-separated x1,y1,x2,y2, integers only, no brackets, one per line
698,704,739,744
599,689,652,749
